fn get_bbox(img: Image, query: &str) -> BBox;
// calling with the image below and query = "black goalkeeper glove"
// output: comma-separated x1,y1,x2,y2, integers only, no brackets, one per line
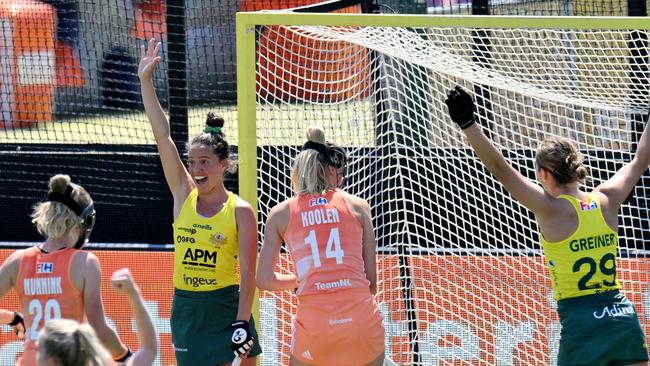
231,320,254,357
445,85,476,129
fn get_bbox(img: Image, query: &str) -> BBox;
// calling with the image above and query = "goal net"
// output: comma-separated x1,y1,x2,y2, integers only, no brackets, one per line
237,12,650,365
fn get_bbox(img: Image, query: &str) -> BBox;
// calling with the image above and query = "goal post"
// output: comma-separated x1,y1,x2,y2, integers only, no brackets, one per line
237,11,650,365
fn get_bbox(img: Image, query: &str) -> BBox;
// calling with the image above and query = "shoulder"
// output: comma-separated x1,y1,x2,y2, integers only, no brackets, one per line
234,195,254,211
589,189,610,207
71,250,101,274
268,199,292,226
339,191,370,216
1,249,27,274
234,195,255,218
6,248,28,263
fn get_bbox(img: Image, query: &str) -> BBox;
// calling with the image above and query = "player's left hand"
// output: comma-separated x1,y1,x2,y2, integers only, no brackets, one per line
230,320,254,357
9,312,25,340
445,85,476,129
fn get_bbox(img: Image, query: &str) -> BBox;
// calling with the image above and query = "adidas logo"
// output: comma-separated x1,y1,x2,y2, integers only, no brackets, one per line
301,350,314,360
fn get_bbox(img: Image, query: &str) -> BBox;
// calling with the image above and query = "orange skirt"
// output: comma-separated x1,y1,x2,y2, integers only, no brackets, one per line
291,289,385,366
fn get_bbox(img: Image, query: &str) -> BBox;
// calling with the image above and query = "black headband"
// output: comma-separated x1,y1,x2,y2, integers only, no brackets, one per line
47,184,83,216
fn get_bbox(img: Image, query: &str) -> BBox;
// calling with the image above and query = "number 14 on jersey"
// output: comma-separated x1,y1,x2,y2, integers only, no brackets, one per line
305,228,344,267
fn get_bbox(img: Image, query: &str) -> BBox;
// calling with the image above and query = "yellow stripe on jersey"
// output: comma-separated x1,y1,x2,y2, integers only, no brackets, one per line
542,193,620,301
173,190,239,291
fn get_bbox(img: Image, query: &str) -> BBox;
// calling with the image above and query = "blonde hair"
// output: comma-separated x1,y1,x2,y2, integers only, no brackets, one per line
535,138,588,184
31,174,92,239
291,127,334,195
38,319,111,366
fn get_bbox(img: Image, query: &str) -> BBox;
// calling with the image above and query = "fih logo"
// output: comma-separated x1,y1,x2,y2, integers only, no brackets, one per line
580,199,597,211
36,262,54,274
309,197,328,207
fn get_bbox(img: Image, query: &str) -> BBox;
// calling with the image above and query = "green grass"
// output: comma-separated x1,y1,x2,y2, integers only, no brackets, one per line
0,101,376,147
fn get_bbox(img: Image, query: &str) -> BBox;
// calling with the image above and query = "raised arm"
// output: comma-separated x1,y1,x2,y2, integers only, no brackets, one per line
445,86,552,215
596,120,650,209
138,39,193,212
110,268,158,366
81,253,130,360
257,203,297,291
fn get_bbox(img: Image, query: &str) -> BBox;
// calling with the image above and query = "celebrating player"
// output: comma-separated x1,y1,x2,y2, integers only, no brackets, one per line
138,38,261,365
445,86,649,365
0,174,132,365
37,268,158,366
257,126,385,366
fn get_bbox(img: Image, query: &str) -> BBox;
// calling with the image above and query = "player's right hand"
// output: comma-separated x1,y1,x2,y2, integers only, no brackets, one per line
445,85,476,129
138,38,161,81
231,320,254,357
110,268,140,297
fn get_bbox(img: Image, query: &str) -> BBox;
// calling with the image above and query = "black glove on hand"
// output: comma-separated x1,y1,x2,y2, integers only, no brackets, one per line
445,85,476,129
231,320,254,357
9,312,24,338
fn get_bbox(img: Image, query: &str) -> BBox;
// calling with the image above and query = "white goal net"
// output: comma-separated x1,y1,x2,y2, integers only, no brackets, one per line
244,13,650,366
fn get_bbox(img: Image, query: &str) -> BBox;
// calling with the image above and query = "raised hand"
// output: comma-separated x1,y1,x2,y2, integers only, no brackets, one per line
445,85,476,130
138,38,161,81
110,268,139,297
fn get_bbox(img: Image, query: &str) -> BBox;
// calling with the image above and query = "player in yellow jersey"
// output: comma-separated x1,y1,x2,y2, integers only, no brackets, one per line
257,127,385,366
445,86,648,366
0,174,132,366
139,39,261,365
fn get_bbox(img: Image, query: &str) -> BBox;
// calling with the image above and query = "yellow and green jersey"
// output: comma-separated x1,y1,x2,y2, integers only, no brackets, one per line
172,189,240,291
542,193,620,301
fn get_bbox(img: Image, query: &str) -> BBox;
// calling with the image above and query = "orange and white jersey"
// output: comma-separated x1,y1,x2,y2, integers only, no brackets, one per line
15,246,85,366
283,189,370,298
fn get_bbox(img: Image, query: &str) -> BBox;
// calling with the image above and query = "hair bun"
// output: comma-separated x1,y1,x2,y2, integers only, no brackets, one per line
205,112,225,128
306,126,326,144
204,112,225,135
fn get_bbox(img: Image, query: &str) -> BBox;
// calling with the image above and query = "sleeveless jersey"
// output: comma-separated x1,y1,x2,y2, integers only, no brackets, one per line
542,193,621,301
283,190,370,298
15,246,85,366
173,189,239,291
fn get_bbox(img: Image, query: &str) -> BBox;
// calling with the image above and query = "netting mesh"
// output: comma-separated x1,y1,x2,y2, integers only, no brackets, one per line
252,21,650,365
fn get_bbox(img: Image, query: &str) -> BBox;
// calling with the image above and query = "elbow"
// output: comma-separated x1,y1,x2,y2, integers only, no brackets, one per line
255,273,270,291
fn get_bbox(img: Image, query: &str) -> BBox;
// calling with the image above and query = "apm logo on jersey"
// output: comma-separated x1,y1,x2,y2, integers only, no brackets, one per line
36,262,54,274
309,197,328,207
182,248,217,268
580,199,598,211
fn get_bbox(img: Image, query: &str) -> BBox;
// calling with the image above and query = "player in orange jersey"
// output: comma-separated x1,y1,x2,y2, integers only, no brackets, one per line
0,174,132,366
257,126,386,366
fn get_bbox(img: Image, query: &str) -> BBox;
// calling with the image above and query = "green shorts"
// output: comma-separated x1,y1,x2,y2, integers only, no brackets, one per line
171,285,262,366
557,290,648,366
